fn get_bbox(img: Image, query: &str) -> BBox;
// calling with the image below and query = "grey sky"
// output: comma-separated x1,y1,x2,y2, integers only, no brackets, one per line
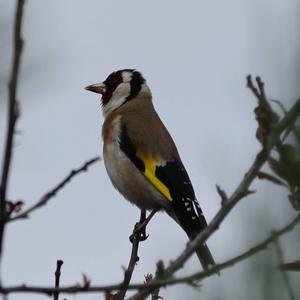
1,1,300,299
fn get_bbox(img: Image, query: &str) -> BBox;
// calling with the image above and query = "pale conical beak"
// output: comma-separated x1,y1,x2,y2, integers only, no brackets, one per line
85,83,106,94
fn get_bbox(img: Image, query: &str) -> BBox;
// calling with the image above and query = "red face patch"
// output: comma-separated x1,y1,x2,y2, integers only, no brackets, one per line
101,71,123,106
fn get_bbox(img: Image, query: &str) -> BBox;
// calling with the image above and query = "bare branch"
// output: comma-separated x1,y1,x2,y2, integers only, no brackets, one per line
0,214,298,296
0,0,25,258
116,210,146,299
8,156,100,223
127,214,300,299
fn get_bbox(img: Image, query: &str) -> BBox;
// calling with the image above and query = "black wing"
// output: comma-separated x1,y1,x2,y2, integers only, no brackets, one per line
155,159,208,237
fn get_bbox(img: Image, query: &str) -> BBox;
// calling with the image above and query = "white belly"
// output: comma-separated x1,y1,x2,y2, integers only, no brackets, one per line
103,140,168,210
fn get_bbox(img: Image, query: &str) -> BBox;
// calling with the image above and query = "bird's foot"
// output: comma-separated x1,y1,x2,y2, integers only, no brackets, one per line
134,221,149,240
129,221,149,243
129,209,158,243
129,209,152,243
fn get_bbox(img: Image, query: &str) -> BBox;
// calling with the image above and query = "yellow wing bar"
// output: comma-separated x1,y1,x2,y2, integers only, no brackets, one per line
136,149,172,202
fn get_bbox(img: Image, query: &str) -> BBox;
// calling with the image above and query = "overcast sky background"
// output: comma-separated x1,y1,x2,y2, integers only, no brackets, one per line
1,1,300,299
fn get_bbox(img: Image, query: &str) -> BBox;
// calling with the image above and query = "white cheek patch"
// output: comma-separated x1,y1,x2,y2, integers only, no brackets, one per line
103,82,131,116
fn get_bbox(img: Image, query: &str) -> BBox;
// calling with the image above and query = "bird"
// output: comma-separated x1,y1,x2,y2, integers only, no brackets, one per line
85,69,215,270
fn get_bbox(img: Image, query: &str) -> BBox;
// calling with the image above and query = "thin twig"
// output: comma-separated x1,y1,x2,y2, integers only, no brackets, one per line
0,0,25,260
117,210,146,299
216,185,228,206
54,260,63,300
8,156,100,222
246,76,274,115
0,214,299,296
273,235,296,300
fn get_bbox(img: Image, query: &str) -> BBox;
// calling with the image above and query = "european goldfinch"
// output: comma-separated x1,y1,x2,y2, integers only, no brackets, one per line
85,69,215,269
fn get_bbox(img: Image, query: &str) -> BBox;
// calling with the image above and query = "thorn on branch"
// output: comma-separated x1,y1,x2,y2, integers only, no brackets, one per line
216,185,228,206
81,273,91,289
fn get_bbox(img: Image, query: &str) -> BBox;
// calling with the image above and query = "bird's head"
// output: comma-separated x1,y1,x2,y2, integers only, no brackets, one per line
85,69,148,116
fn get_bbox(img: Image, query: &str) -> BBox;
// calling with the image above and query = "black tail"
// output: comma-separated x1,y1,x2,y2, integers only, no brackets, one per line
195,243,215,270
186,229,216,270
168,211,216,270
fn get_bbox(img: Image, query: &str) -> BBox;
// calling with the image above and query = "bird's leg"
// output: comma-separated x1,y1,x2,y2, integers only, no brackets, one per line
137,209,148,241
130,209,158,243
139,209,146,224
134,209,158,237
130,209,146,243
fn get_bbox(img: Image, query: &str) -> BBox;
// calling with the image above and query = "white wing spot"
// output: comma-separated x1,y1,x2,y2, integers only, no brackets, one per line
187,207,192,212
